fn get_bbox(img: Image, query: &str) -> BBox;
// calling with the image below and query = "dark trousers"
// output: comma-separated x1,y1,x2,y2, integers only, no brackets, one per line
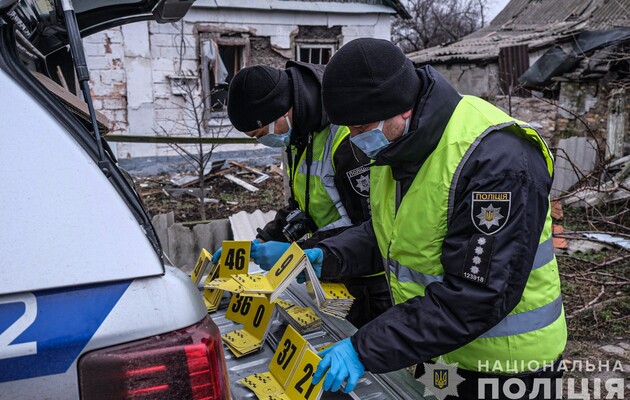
343,274,392,328
415,357,564,400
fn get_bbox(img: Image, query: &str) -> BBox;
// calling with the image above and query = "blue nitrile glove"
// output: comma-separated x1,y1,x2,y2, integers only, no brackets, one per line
304,248,323,277
251,241,291,271
211,247,222,264
212,239,258,264
313,338,365,393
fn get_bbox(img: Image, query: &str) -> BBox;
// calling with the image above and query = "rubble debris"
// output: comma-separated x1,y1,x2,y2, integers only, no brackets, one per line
170,159,227,188
582,233,630,251
551,200,564,220
269,164,284,177
164,188,219,204
229,161,270,184
563,157,630,208
552,224,569,250
224,174,259,192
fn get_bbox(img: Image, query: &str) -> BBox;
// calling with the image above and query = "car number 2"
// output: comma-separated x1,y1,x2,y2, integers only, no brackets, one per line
0,293,38,360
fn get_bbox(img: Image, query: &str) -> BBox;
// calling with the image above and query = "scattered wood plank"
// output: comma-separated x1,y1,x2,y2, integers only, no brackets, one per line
170,159,226,188
224,174,259,192
229,161,270,184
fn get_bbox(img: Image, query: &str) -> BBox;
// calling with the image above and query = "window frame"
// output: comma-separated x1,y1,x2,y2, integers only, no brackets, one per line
197,31,250,124
294,41,336,64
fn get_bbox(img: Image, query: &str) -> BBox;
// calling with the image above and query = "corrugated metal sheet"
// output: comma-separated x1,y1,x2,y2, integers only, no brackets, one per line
228,209,277,274
408,0,630,64
551,137,598,198
228,209,278,241
498,44,529,95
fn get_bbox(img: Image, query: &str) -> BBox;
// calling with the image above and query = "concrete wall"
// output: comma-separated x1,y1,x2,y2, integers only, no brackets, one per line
431,63,501,99
153,212,231,273
493,96,557,142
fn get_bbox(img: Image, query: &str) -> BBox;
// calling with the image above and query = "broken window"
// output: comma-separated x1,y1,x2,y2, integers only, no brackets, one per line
199,35,250,118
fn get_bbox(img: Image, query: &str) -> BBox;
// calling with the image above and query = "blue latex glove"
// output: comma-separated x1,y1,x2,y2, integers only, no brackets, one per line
304,248,323,277
251,241,291,271
296,248,323,284
313,338,365,393
212,239,258,264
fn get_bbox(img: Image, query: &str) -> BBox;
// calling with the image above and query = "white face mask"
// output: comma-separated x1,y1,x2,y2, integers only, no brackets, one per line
256,115,292,148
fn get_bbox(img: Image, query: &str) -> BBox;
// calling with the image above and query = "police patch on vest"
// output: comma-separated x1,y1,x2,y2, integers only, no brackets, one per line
462,234,494,286
347,165,370,197
471,191,511,234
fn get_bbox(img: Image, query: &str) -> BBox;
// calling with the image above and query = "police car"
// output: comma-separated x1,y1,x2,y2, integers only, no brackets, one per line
0,1,230,399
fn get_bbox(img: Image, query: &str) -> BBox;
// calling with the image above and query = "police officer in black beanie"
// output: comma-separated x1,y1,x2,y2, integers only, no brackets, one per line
307,38,565,400
212,60,393,329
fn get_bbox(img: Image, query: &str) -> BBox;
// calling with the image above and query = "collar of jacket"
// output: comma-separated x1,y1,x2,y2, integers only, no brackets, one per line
374,66,462,185
286,61,329,150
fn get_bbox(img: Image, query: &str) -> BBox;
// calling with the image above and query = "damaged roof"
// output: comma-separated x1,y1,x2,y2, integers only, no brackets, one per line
407,0,630,64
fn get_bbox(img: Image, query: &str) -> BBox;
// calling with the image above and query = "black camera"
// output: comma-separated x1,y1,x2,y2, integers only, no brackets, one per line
282,209,311,242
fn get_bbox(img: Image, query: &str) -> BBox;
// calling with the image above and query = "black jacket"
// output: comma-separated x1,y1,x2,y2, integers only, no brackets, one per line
257,61,372,247
316,66,553,373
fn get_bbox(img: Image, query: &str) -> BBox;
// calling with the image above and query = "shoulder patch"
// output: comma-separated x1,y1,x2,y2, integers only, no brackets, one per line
470,191,511,235
461,234,495,286
346,165,370,197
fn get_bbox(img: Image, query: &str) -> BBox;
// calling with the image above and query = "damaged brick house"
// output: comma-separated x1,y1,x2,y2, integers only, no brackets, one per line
407,0,630,164
84,0,409,161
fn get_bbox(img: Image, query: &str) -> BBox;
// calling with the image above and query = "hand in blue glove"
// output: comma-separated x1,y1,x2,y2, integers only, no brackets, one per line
250,241,291,271
312,338,365,393
212,239,259,264
304,248,323,277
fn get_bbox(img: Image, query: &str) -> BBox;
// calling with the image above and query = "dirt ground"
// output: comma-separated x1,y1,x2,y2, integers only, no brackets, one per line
134,165,629,386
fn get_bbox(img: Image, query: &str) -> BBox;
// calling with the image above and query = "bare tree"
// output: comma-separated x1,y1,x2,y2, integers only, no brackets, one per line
393,0,488,53
152,22,234,221
156,74,233,221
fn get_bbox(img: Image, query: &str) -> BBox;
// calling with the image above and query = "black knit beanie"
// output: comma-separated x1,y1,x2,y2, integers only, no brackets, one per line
322,38,421,126
227,65,292,132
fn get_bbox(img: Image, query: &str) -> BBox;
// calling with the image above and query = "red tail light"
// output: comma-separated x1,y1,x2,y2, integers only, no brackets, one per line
78,316,230,400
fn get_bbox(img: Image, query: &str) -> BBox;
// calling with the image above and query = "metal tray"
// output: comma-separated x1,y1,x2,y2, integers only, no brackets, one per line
209,282,427,400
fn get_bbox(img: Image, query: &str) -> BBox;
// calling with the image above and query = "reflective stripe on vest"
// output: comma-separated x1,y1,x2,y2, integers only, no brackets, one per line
390,238,554,286
532,237,554,271
480,295,563,338
296,124,352,231
389,259,444,286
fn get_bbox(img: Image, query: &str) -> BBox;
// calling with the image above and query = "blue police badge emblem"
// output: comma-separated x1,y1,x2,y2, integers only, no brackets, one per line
434,369,448,389
346,165,370,197
471,191,511,235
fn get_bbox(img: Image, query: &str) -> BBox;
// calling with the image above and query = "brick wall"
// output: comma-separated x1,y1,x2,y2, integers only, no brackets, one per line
84,28,128,136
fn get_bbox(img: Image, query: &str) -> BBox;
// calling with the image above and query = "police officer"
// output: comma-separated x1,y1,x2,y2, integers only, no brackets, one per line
305,39,567,399
215,61,391,328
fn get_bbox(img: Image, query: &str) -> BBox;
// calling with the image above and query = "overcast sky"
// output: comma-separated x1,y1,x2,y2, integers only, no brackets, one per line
486,0,511,22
